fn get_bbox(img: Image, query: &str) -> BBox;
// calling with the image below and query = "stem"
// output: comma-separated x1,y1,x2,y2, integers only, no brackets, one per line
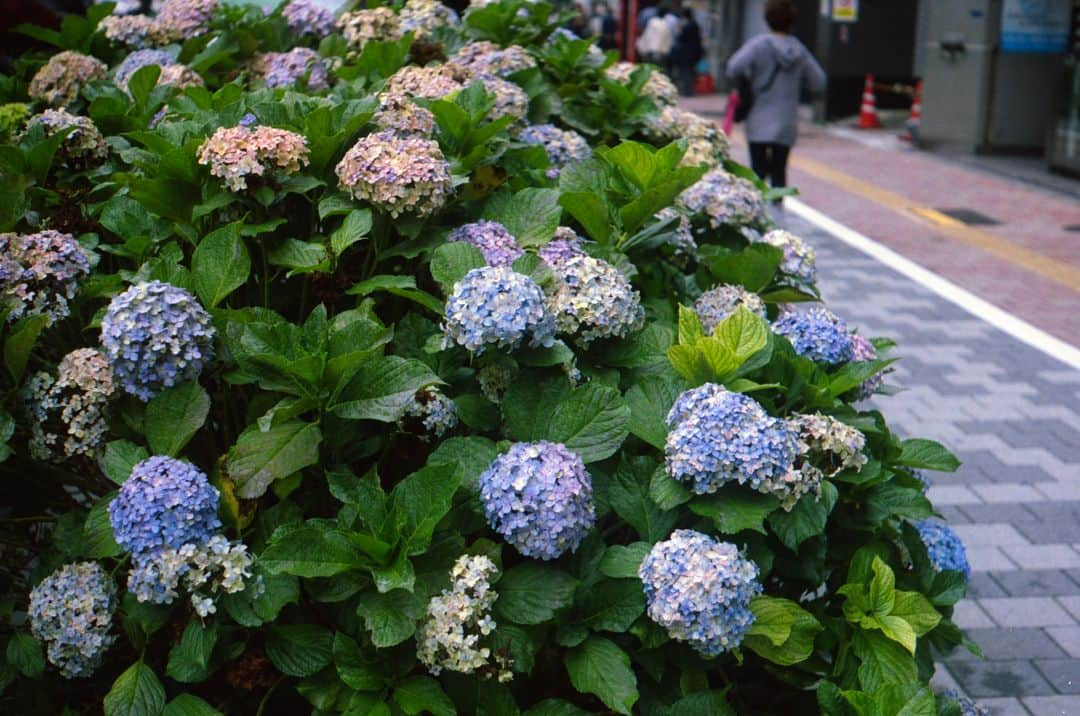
256,677,284,716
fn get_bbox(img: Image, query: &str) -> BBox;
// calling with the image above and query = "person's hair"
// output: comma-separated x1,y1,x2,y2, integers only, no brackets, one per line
681,7,693,19
764,0,797,32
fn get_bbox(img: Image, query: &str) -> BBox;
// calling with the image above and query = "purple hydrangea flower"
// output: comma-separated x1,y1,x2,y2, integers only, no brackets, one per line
916,520,971,579
442,266,556,354
252,48,329,90
678,168,766,228
447,220,523,267
29,562,117,678
772,307,855,365
755,229,816,284
479,441,595,560
538,227,587,266
693,284,766,335
518,124,590,179
282,0,335,37
0,230,91,326
114,49,174,87
335,130,453,218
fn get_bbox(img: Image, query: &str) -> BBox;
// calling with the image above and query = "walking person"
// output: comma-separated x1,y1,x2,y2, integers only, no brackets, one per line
726,0,825,191
591,2,618,52
671,7,703,96
636,7,674,69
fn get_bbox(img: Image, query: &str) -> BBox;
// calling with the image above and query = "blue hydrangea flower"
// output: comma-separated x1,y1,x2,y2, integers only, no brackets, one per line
114,49,174,87
755,229,817,284
538,227,587,267
447,220,524,267
478,441,595,560
665,384,799,496
443,266,556,354
940,690,988,716
772,307,855,365
109,456,221,557
100,281,215,401
693,284,766,335
29,562,117,678
916,520,971,579
400,387,458,440
549,256,645,346
252,48,329,90
282,0,336,37
639,530,762,657
517,124,590,179
678,168,766,228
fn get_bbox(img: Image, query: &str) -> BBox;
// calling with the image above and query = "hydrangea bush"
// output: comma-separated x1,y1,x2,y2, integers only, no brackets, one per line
0,1,978,714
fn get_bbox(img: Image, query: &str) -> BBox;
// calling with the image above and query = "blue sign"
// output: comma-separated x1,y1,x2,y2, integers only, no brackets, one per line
1001,0,1071,53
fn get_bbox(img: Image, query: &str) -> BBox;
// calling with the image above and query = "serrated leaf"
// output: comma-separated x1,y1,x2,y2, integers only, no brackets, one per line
99,440,150,485
356,590,425,647
624,374,682,451
393,675,455,716
330,356,442,422
6,633,44,678
104,661,166,716
599,543,650,579
331,209,372,255
743,596,823,666
166,622,218,683
564,637,639,715
576,579,646,633
333,633,384,692
688,488,779,535
144,381,210,457
260,523,369,578
82,494,121,558
494,564,578,625
608,457,676,542
162,694,222,716
430,242,486,293
265,624,332,678
192,224,250,308
226,420,321,499
897,438,960,472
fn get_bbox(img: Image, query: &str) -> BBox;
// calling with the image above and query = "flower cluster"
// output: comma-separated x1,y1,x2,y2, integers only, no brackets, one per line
282,0,336,38
381,64,463,100
99,14,155,48
197,123,310,192
373,93,436,136
790,413,867,476
114,49,173,87
28,51,107,108
772,307,855,365
645,106,731,168
916,520,971,579
335,131,452,218
338,8,401,50
693,284,766,335
0,230,91,326
639,530,762,657
160,63,204,89
476,359,516,403
518,124,590,179
400,387,459,440
679,168,766,228
604,62,678,105
443,266,555,353
28,563,117,678
252,48,329,90
416,554,511,681
479,441,595,560
655,207,697,267
25,349,114,462
400,0,459,37
100,281,215,400
538,227,587,266
755,229,816,284
151,0,218,44
549,256,645,346
109,456,222,555
448,220,523,266
127,535,258,617
665,384,799,497
849,333,885,399
475,75,529,126
451,41,536,78
25,109,108,166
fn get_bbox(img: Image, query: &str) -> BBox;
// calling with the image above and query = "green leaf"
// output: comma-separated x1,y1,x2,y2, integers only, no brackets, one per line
608,457,677,542
4,315,48,382
768,485,832,551
261,523,369,578
576,579,646,633
327,468,388,532
599,543,650,579
877,615,917,655
331,209,373,255
166,621,218,683
506,383,630,463
689,488,779,535
868,557,896,617
330,356,442,422
356,590,425,647
6,633,44,678
266,624,333,678
897,439,960,472
100,440,149,485
714,306,769,364
266,238,328,272
677,304,705,343
743,596,823,666
891,591,941,637
430,241,486,293
524,700,591,716
564,636,639,715
649,467,691,510
347,274,444,314
226,420,322,499
559,191,612,243
427,436,500,490
162,695,222,716
144,382,210,457
697,243,782,292
495,564,578,625
390,462,462,555
624,374,682,451
191,224,250,308
852,631,917,692
483,188,562,246
104,661,166,716
82,494,121,558
333,633,384,692
665,690,736,716
393,675,455,716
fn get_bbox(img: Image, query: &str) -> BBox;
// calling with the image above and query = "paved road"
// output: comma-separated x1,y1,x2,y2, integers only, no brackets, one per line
779,210,1080,716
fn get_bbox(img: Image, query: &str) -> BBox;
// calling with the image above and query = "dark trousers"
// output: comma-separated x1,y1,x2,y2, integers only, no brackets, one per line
673,63,696,96
748,142,791,189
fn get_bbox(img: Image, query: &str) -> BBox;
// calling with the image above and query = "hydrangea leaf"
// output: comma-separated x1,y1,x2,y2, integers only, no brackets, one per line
330,208,372,255
347,274,443,315
575,578,646,633
103,661,166,716
332,633,385,692
896,438,961,472
688,488,779,535
744,595,823,666
144,381,210,457
648,466,692,510
542,385,630,463
564,636,639,715
356,589,425,648
524,700,591,716
161,694,221,716
665,690,736,716
625,374,682,451
260,523,374,578
6,632,44,678
851,630,917,692
427,436,500,490
493,564,578,625
81,493,121,559
608,456,677,542
599,543,650,579
265,624,333,678
100,440,150,485
4,314,48,382
390,462,462,556
393,675,455,716
768,482,837,551
714,306,769,365
697,243,782,293
482,187,561,246
330,356,443,422
430,241,486,294
226,420,322,499
165,621,217,684
191,224,250,308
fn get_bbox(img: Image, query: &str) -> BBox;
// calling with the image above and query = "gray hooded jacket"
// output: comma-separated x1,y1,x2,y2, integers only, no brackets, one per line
726,33,826,147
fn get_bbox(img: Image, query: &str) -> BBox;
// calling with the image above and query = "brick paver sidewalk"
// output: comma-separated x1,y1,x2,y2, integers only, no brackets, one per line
782,212,1080,715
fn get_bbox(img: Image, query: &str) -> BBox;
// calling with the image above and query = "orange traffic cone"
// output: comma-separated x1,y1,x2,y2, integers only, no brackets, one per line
902,80,923,141
857,74,881,129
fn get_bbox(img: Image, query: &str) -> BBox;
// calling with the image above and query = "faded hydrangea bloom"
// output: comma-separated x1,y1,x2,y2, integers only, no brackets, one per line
772,307,855,365
373,93,436,137
755,229,816,284
790,413,867,477
645,106,731,168
538,227,587,266
24,109,107,167
399,387,458,440
382,64,464,100
693,284,766,335
150,0,218,44
252,48,329,90
0,230,91,326
665,384,800,499
639,530,761,656
127,535,258,617
335,131,452,218
655,207,697,267
679,168,766,228
157,63,204,89
100,281,215,400
400,0,459,37
29,51,107,108
443,266,555,353
197,123,309,192
849,333,885,399
114,49,174,87
99,14,155,48
479,441,595,560
25,349,114,462
451,41,536,79
447,220,523,266
604,61,678,105
416,554,511,681
474,75,529,127
916,520,971,579
549,256,645,346
29,562,117,678
282,0,336,38
476,359,516,403
518,124,590,179
338,8,401,50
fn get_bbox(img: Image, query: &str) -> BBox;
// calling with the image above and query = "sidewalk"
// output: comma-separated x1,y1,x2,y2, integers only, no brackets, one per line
681,94,1080,348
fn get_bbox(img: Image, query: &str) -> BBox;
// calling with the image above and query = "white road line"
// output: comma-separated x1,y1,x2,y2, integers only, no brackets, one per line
786,197,1080,372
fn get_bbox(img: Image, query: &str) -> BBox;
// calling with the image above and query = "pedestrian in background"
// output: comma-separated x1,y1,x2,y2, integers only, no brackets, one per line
591,1,618,51
726,0,825,190
671,7,703,96
567,2,591,39
636,7,673,70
